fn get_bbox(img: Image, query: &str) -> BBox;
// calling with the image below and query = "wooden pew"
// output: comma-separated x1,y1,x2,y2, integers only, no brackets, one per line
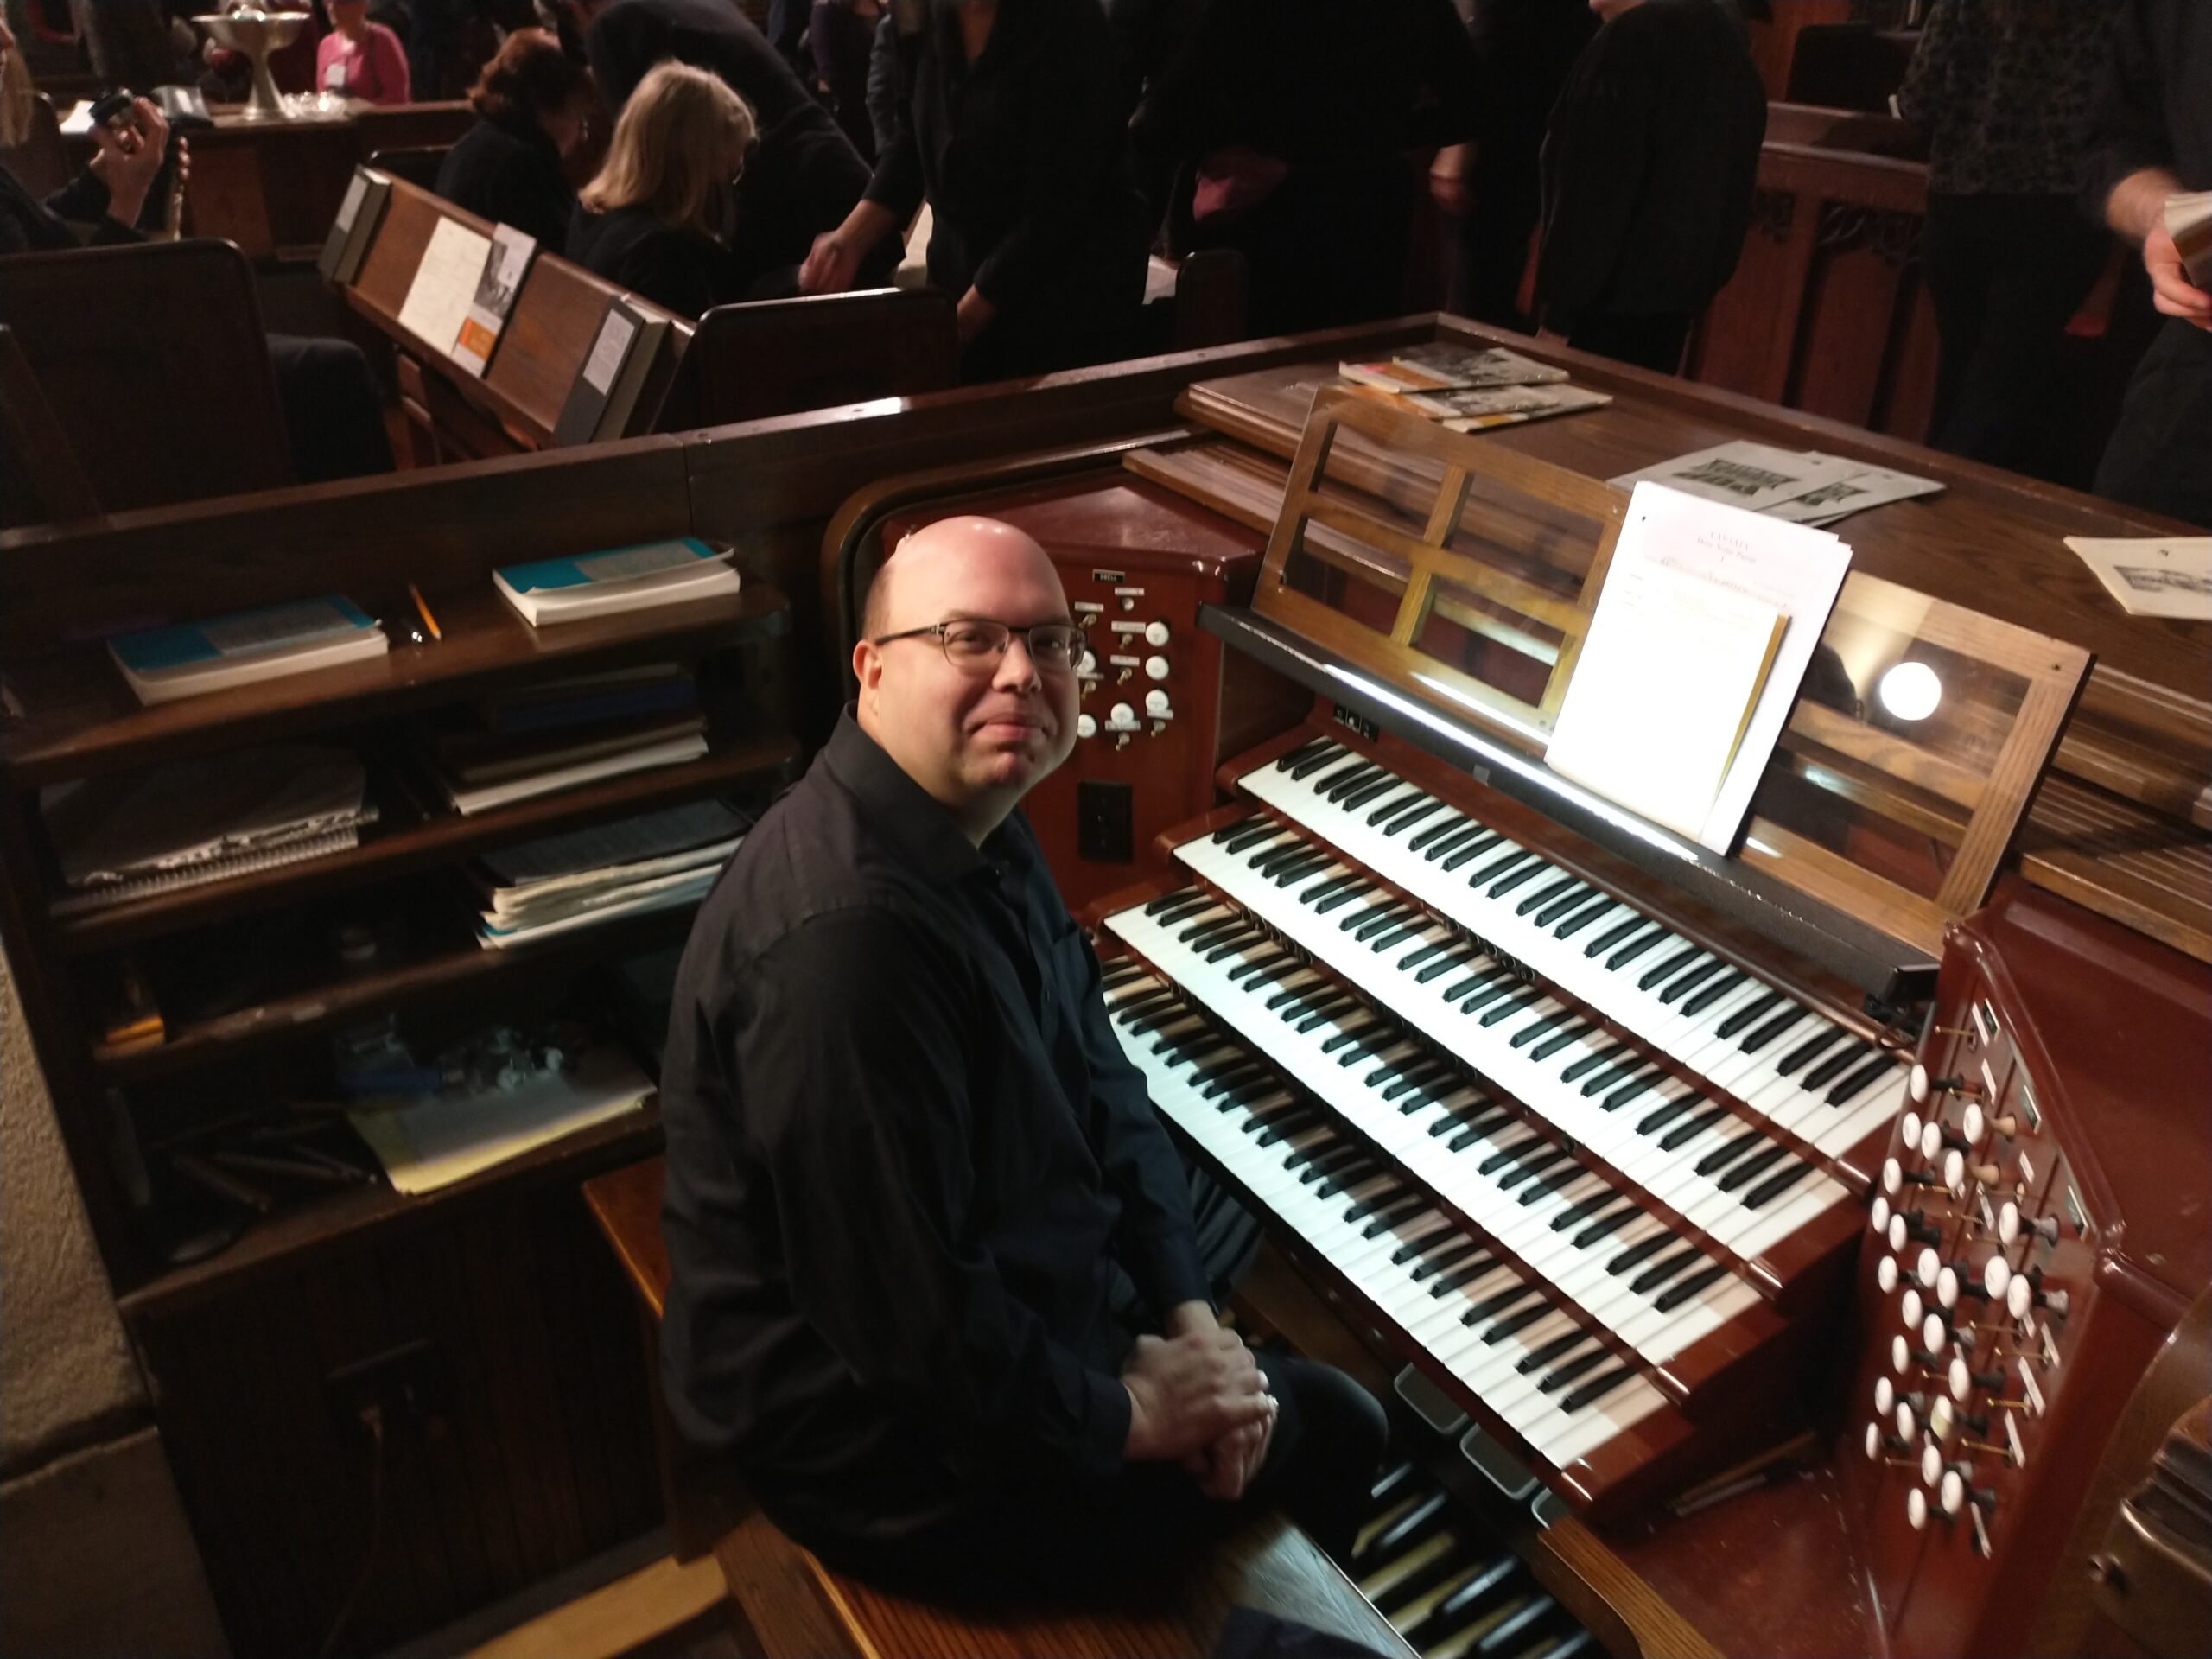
337,177,693,463
582,1155,1417,1659
0,238,292,513
0,324,100,526
656,287,959,430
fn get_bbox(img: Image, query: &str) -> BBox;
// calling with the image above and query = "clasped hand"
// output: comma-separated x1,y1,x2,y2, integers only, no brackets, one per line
1121,1315,1277,1502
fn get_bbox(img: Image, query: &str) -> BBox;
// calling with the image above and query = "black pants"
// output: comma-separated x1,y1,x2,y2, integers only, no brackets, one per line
1566,311,1693,375
1451,140,1542,332
791,1352,1389,1600
2095,318,2212,528
264,334,393,485
1922,192,2110,476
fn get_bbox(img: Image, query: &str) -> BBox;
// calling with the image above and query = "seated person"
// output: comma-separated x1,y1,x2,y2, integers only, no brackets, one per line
799,0,1151,382
0,17,391,485
565,0,890,297
568,61,754,321
315,0,410,105
435,27,590,251
658,513,1388,1596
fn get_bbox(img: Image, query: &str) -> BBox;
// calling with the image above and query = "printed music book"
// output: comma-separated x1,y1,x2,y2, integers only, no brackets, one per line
471,802,743,949
450,224,537,378
2063,535,2212,621
1545,483,1851,850
106,597,389,706
397,214,493,358
493,537,740,626
1414,383,1613,429
1338,344,1567,395
552,299,671,446
316,167,390,284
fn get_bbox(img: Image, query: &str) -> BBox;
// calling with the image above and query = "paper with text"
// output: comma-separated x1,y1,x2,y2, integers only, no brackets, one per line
397,215,493,355
2063,535,2212,621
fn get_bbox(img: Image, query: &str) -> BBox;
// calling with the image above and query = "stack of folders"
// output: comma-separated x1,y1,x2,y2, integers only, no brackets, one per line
426,664,708,816
42,745,378,915
106,597,389,706
471,800,747,950
493,537,741,627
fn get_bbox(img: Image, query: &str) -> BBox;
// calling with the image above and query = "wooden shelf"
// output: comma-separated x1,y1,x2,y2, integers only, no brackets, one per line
117,1099,664,1323
93,898,705,1085
0,582,789,787
52,736,796,957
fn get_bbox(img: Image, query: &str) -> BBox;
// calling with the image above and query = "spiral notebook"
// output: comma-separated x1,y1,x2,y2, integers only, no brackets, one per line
48,826,365,915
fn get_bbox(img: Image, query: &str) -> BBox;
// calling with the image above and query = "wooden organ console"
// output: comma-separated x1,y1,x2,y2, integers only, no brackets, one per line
823,331,2212,1656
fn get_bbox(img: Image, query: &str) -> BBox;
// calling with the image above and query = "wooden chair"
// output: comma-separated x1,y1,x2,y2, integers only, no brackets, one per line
658,288,960,432
365,144,453,194
0,239,294,512
582,1156,1414,1659
0,325,103,529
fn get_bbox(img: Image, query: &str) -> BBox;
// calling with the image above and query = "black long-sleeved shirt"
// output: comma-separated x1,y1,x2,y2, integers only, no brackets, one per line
2081,0,2209,221
0,165,143,257
658,710,1210,1551
434,114,577,254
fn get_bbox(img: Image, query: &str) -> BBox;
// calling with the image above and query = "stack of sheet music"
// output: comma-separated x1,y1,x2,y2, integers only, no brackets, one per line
41,745,378,915
493,537,741,626
470,799,747,950
1611,442,1943,526
1338,342,1611,429
423,664,708,815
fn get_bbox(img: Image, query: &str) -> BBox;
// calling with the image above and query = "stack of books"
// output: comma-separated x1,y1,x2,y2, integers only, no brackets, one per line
493,537,741,627
42,744,378,915
106,597,389,707
423,664,708,816
1338,343,1611,430
470,800,747,950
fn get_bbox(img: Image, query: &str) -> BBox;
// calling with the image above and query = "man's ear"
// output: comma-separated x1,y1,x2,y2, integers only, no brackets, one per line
852,639,881,705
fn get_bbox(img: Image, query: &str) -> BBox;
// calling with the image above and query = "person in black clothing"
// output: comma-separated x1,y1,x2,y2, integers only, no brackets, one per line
1129,0,1482,340
2082,0,2210,526
1433,0,1597,332
658,514,1387,1593
799,0,1148,383
568,60,755,319
435,27,592,252
1535,0,1766,373
1898,0,2121,478
565,0,887,298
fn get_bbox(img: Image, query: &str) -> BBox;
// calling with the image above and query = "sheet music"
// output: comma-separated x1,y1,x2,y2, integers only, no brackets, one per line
397,216,493,355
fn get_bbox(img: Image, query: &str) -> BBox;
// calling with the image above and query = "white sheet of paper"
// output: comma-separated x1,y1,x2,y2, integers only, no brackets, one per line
1544,558,1786,841
346,1047,650,1196
580,309,637,394
1610,441,1867,514
1766,456,1945,524
397,216,493,355
2063,536,2212,620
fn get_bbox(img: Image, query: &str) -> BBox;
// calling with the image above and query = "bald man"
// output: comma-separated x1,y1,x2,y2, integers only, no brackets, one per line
658,517,1386,1593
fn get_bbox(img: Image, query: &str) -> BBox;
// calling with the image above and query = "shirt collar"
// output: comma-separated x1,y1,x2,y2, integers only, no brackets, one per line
823,707,998,887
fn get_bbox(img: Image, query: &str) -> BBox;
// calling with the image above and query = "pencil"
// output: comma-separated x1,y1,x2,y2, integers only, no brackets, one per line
408,582,442,641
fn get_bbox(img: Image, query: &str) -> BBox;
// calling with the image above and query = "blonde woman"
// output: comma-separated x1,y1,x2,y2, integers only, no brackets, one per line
567,60,756,321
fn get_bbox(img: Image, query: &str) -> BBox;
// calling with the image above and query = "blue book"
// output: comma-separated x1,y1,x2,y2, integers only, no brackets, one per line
493,538,740,626
108,597,388,706
495,538,724,595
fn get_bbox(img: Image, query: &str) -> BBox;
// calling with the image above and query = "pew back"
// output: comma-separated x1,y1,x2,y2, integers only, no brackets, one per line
660,287,959,429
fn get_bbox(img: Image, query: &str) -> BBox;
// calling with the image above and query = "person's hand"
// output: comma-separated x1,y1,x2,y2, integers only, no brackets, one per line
88,97,170,226
2144,217,2212,330
956,284,997,344
799,227,867,296
1122,1327,1270,1463
1182,1395,1277,1500
1429,143,1473,219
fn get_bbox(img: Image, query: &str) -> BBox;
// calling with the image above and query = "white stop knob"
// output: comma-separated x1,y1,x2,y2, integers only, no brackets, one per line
1921,1442,1943,1485
1142,620,1170,647
1897,1402,1918,1440
1878,1255,1900,1294
1077,650,1098,676
1929,1395,1956,1440
1922,1313,1949,1352
1888,1215,1909,1252
1941,1470,1966,1516
1901,1288,1924,1328
1872,1195,1893,1236
1916,1247,1941,1289
1108,702,1135,727
1910,1063,1931,1103
1908,1489,1929,1530
1892,1335,1912,1374
1143,655,1170,680
1936,1265,1962,1308
1921,1121,1945,1160
1882,1157,1904,1196
1963,1103,1986,1141
1998,1201,2022,1246
1900,1109,1923,1149
1864,1422,1883,1460
1876,1377,1896,1414
2006,1275,2034,1320
1948,1355,1973,1401
1144,689,1171,715
1942,1149,1967,1192
1983,1255,2012,1300
1076,713,1097,739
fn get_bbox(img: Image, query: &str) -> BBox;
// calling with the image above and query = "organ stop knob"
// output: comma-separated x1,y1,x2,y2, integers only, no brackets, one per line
1940,1470,1996,1516
1997,1202,2060,1247
1908,1489,1930,1529
1963,1103,2019,1141
1877,1255,1900,1293
1076,713,1097,739
2005,1270,2069,1321
1142,620,1170,646
1949,1356,2006,1400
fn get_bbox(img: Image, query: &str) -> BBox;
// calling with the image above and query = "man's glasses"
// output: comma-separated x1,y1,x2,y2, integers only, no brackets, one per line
873,619,1088,674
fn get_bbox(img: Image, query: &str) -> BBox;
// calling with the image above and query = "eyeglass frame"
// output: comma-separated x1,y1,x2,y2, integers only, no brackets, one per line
869,616,1090,674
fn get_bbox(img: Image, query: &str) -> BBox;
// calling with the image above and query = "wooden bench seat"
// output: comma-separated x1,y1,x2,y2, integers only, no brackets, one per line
582,1156,1414,1659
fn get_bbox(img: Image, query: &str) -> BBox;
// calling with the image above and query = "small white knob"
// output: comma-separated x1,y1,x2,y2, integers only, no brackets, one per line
1910,1063,1931,1103
1143,654,1170,681
1076,713,1097,739
1998,1201,2022,1246
1143,689,1171,715
1983,1255,2012,1300
1900,1109,1923,1149
1872,1195,1893,1236
1936,1266,1962,1309
1921,1442,1943,1486
1864,1422,1883,1460
1897,1402,1919,1440
1940,1469,1966,1516
1942,1149,1967,1192
1902,1288,1925,1328
1876,1377,1896,1414
1908,1489,1929,1529
1142,620,1170,647
1077,650,1098,676
1888,1214,1909,1252
2006,1276,2034,1320
1922,1313,1949,1353
1921,1122,1945,1160
1916,1247,1941,1290
1929,1395,1956,1440
1892,1335,1912,1374
1948,1354,1975,1402
1962,1103,1986,1141
1108,702,1135,727
1878,1255,1900,1294
1883,1158,1904,1196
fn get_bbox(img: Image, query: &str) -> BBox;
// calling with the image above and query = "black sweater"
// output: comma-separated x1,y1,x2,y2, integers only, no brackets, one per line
434,114,577,253
0,165,143,257
567,203,734,321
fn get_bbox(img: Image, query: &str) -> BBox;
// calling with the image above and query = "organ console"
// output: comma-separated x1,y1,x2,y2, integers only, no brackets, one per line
823,328,2211,1656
